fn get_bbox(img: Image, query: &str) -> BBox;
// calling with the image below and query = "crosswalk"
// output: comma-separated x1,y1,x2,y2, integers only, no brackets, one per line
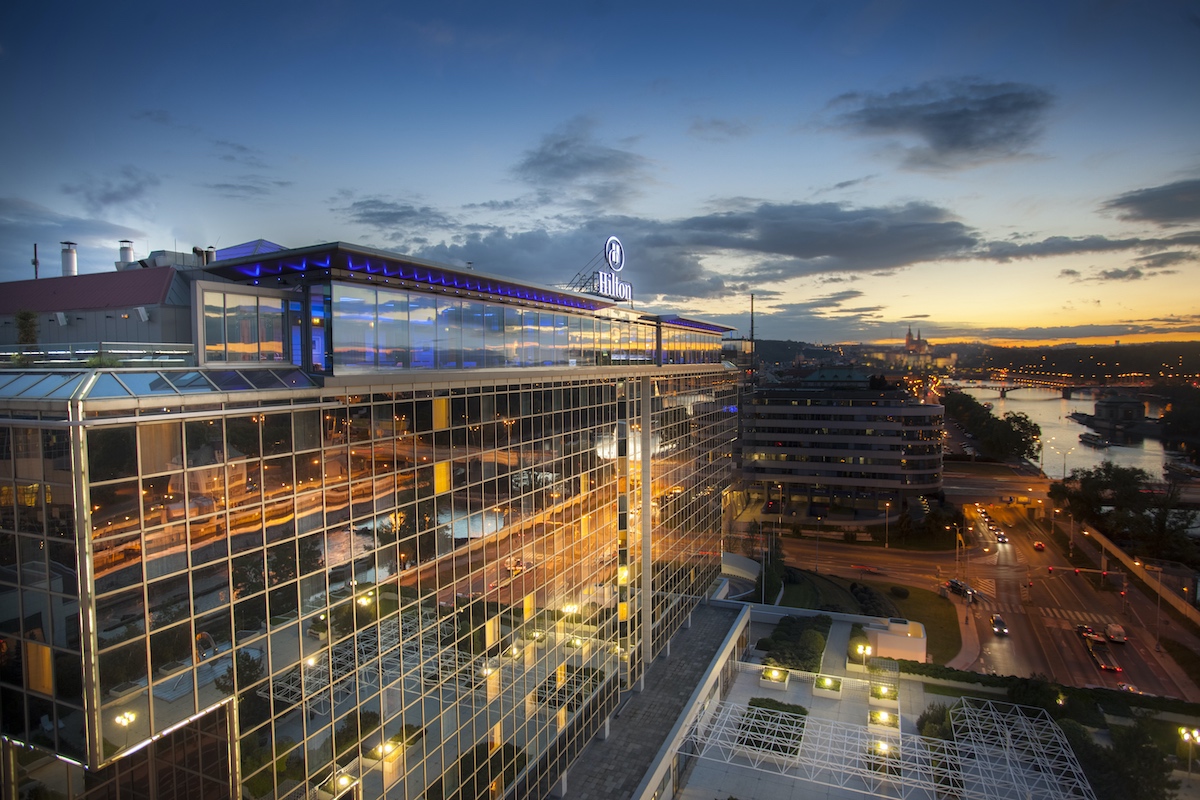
984,601,1122,627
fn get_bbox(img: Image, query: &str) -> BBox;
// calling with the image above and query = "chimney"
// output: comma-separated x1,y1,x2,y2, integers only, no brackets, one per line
61,242,78,277
119,240,134,264
206,246,216,264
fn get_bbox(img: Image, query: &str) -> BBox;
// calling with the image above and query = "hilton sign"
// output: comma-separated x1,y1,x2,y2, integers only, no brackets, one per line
594,235,632,301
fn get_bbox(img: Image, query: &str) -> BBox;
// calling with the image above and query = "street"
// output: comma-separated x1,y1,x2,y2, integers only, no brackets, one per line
776,484,1200,700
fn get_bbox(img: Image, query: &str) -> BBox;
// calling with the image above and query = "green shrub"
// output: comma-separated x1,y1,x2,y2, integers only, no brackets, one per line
890,585,910,599
756,637,775,651
749,697,808,716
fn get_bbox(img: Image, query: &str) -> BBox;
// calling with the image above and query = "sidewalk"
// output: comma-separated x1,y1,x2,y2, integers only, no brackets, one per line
945,594,982,670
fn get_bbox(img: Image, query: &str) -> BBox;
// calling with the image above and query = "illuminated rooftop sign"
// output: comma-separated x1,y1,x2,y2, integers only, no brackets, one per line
594,236,632,301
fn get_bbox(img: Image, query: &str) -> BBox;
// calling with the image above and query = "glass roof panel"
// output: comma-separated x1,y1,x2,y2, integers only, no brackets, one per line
87,374,132,398
0,374,56,398
277,369,316,388
0,374,23,393
167,371,217,393
243,370,285,390
113,372,177,396
46,374,87,399
207,371,253,391
13,374,76,398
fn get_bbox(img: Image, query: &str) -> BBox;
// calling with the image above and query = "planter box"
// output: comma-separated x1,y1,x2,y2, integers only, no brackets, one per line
869,694,899,708
759,668,790,690
812,676,842,699
868,709,900,732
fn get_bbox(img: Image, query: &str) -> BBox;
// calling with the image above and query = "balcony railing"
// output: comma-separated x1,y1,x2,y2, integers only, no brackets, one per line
0,341,196,368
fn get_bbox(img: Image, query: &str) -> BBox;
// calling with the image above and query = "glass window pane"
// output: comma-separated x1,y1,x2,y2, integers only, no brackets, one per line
140,422,182,475
226,294,259,363
408,295,436,369
377,289,408,370
436,298,462,369
88,427,137,481
204,292,226,362
461,301,484,368
259,297,285,363
332,284,376,372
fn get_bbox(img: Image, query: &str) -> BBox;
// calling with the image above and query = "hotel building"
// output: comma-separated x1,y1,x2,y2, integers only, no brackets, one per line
741,369,943,516
0,240,738,799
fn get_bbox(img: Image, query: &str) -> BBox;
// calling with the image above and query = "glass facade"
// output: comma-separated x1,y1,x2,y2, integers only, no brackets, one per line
0,279,736,799
201,283,722,376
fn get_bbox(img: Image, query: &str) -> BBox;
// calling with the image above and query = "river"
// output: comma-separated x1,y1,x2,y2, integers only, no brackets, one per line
958,384,1174,481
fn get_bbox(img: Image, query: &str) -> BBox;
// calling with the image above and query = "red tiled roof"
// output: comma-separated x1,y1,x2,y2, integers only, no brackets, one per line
0,267,178,314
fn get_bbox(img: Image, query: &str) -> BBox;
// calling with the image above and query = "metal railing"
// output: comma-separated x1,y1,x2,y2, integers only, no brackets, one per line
0,341,196,368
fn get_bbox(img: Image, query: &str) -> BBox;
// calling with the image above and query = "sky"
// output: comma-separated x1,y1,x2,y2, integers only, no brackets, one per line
2,1,1199,347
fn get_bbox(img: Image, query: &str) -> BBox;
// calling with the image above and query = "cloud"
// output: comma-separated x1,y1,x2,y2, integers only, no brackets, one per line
680,200,979,277
688,117,753,141
1134,250,1196,269
1102,178,1200,226
1095,267,1145,281
205,175,294,199
61,166,160,215
214,139,269,169
513,117,653,211
0,197,145,282
1058,268,1082,280
336,196,458,243
831,79,1053,169
980,231,1200,262
132,109,172,125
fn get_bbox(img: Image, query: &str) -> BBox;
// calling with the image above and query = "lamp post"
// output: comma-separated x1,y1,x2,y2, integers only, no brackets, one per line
1182,727,1200,783
884,501,890,549
814,515,823,575
1047,437,1076,481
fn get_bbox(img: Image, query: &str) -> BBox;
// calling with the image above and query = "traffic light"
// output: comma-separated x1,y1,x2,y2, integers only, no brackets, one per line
1102,571,1108,578
1074,568,1080,575
1047,566,1053,574
1028,579,1033,587
1120,590,1126,597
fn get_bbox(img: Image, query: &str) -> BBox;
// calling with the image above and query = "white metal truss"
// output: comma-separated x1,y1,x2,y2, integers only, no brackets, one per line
683,697,1096,800
950,697,1095,800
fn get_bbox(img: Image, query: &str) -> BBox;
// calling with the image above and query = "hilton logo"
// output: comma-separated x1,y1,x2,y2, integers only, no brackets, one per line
596,270,632,301
594,235,632,301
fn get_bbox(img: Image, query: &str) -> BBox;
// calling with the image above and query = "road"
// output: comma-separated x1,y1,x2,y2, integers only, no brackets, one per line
780,486,1196,698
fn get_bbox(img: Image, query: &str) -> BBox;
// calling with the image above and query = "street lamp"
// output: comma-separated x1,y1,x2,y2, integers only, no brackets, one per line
1182,727,1200,782
885,501,890,549
1047,437,1076,481
856,643,872,665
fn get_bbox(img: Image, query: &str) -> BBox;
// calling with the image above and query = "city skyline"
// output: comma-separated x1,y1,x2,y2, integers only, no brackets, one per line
2,1,1199,346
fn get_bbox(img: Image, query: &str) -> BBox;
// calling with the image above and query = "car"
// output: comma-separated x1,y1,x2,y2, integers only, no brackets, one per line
990,614,1009,635
946,579,975,598
1033,541,1046,551
995,532,1009,543
1075,623,1099,638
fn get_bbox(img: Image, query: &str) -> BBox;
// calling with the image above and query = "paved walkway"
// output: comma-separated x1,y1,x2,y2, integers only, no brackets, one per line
563,603,740,799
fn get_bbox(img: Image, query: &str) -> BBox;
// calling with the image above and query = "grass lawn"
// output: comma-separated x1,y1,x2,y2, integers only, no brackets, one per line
861,580,962,665
780,572,861,612
922,682,1007,700
778,572,962,666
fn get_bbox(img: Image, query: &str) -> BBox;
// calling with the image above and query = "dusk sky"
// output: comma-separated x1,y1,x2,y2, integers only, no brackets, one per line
3,1,1199,346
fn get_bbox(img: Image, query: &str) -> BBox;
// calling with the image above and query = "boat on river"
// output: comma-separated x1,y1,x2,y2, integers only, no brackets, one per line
1079,432,1110,448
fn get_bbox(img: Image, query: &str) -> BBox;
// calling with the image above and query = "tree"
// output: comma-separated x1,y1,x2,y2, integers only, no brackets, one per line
1109,717,1180,800
1003,411,1042,460
15,309,38,345
1054,461,1197,563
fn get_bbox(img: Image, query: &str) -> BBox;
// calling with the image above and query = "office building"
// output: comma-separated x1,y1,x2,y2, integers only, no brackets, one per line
0,239,738,799
741,368,943,516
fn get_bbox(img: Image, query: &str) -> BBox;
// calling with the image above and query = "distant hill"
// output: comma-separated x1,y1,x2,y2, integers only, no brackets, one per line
753,340,821,366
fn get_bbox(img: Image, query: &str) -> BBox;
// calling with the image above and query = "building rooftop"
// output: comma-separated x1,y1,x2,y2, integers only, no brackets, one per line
0,266,178,314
